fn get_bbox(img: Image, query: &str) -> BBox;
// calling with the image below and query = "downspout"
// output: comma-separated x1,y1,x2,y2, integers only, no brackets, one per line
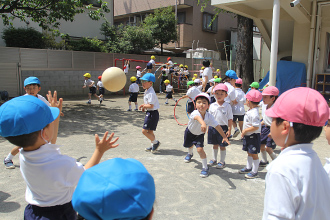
307,0,317,88
269,0,280,86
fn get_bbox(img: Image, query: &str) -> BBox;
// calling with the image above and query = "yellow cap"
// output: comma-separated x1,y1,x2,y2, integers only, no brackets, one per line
216,69,220,72
214,75,218,78
83,73,91,78
201,66,205,70
151,55,155,60
194,73,198,77
192,77,196,81
164,79,170,84
184,65,188,68
130,76,137,82
179,64,183,68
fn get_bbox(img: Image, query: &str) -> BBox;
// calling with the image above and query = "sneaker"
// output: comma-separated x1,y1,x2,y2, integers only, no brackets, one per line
165,102,168,105
184,154,193,163
228,135,232,139
200,168,210,177
216,162,226,169
259,160,269,167
233,129,240,137
208,159,217,166
100,98,103,104
4,158,15,169
134,109,138,111
151,141,160,153
145,146,152,152
87,101,91,104
238,167,252,174
127,109,132,111
245,172,259,179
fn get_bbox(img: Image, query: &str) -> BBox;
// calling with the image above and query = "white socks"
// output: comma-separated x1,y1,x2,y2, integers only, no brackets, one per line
252,159,259,173
201,158,208,169
246,156,253,169
135,104,138,109
128,104,131,110
213,148,218,161
270,152,277,160
234,127,239,131
261,151,268,162
220,150,226,163
152,139,158,144
188,147,193,155
6,153,14,161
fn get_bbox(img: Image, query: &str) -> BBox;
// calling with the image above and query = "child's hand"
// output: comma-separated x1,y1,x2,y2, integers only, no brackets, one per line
82,86,86,88
222,138,230,145
95,131,119,154
201,123,207,133
226,130,231,137
138,104,144,110
47,91,63,113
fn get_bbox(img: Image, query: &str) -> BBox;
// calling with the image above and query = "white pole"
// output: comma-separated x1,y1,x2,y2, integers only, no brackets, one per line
269,0,280,86
307,0,317,88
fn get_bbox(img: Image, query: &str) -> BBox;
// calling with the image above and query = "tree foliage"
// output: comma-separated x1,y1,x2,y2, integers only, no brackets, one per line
2,27,45,48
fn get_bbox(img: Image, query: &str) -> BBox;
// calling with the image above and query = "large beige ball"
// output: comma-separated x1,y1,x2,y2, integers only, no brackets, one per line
102,67,127,92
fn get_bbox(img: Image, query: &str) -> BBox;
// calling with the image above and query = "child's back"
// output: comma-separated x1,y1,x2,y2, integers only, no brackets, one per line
232,87,245,115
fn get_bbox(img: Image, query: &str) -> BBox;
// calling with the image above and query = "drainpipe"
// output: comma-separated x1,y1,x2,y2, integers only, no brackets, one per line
306,0,317,88
269,0,280,86
175,0,178,48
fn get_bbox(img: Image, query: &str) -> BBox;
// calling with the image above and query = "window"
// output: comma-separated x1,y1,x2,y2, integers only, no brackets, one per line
177,12,186,24
202,13,217,33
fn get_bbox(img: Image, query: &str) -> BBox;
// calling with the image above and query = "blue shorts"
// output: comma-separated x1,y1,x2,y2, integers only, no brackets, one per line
24,202,77,220
89,87,96,94
183,127,204,148
166,92,173,99
136,77,141,84
143,110,159,131
98,87,105,95
260,125,276,149
187,101,195,113
147,62,153,69
129,93,138,102
233,115,244,122
242,133,261,154
207,125,228,147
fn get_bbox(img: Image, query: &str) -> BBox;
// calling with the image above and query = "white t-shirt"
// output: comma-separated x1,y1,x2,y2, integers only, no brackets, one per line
263,143,330,220
224,82,235,104
232,88,246,115
197,85,203,92
84,79,95,88
167,60,174,68
209,102,233,126
144,86,159,110
129,83,139,93
165,84,173,92
136,70,142,78
148,59,155,66
20,143,85,206
199,70,204,77
188,110,219,135
261,103,274,127
97,81,103,88
162,68,169,76
202,67,212,83
243,107,261,135
123,64,129,74
24,94,50,106
186,86,201,103
184,70,189,76
206,86,214,98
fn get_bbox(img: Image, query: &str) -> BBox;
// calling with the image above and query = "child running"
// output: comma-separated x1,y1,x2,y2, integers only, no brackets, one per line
82,73,101,104
259,86,279,167
164,79,177,104
97,76,104,103
207,84,233,169
183,93,230,177
232,78,246,138
239,89,262,179
263,87,330,219
127,76,139,111
181,81,201,114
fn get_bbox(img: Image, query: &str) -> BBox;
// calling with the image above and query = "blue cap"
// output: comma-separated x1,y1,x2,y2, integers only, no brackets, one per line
72,158,155,220
140,73,156,83
24,77,41,87
0,96,59,137
225,70,238,79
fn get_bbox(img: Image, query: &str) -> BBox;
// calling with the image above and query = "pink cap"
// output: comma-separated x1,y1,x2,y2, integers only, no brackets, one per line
136,66,141,69
246,90,262,102
236,78,243,84
195,93,211,103
262,86,279,96
213,83,228,92
266,87,329,126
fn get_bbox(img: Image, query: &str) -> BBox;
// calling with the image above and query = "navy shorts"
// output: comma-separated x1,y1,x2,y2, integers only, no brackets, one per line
187,101,195,113
143,110,159,131
147,62,153,69
98,87,105,95
242,133,261,154
207,125,228,147
210,96,216,104
129,93,138,102
166,92,173,99
183,127,205,148
260,125,276,149
204,83,210,92
89,87,96,94
136,77,141,84
24,202,77,220
233,115,244,122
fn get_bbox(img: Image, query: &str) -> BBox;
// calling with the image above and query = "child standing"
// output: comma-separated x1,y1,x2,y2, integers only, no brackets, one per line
158,65,169,93
232,78,246,138
82,73,101,104
164,79,177,104
127,76,139,111
239,89,262,179
259,86,279,167
181,81,201,114
148,55,156,69
207,84,233,169
263,87,330,219
183,93,230,177
0,92,119,220
97,76,104,103
201,60,213,92
136,66,142,84
138,73,161,153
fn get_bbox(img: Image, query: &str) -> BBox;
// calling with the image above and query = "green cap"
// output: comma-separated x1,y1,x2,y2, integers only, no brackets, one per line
250,82,259,89
214,78,221,83
187,81,195,86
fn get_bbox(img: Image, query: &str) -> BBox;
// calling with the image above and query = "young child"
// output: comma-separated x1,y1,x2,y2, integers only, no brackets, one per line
263,87,330,219
206,79,215,103
259,86,279,167
183,65,190,79
148,55,156,69
164,79,177,104
201,60,213,92
136,66,142,84
97,75,104,103
138,73,161,153
199,67,204,78
3,76,50,169
0,92,119,220
239,89,262,179
158,65,169,93
82,73,101,104
182,81,201,114
123,60,130,75
207,84,233,169
183,93,230,177
127,76,139,111
195,78,203,92
72,158,155,220
232,78,246,138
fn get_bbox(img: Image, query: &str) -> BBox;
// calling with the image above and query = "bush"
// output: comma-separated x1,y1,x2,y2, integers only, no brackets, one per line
2,27,46,48
65,37,106,52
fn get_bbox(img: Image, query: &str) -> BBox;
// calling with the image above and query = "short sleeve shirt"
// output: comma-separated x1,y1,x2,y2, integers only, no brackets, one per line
84,79,95,88
166,84,173,92
136,70,142,77
209,102,233,126
188,110,219,135
232,88,246,115
186,86,201,103
261,103,274,126
144,86,159,110
243,107,261,135
97,81,103,88
202,67,213,83
224,82,236,104
129,83,139,93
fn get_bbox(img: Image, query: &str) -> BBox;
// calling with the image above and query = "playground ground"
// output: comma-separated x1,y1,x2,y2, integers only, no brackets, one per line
1,93,329,220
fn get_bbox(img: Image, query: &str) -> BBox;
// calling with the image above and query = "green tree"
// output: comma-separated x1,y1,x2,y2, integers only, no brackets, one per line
143,7,177,55
2,27,45,48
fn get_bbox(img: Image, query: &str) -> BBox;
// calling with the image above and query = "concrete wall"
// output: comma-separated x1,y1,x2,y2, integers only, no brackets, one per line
316,4,330,74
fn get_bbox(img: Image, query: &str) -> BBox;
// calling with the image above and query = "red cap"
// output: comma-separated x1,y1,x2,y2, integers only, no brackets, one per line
98,76,102,80
167,57,171,61
246,90,262,102
213,83,228,92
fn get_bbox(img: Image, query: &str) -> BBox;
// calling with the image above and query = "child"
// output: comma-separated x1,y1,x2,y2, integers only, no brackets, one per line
263,87,330,219
181,81,201,114
82,73,101,104
195,78,203,92
0,92,119,220
123,60,130,75
164,79,177,104
138,73,161,153
148,55,156,69
72,158,155,220
97,75,104,103
222,70,237,106
199,67,204,78
201,60,213,92
259,86,279,167
158,65,169,93
239,89,262,179
3,76,50,169
183,93,230,177
206,79,215,103
136,66,142,84
127,76,139,111
232,78,246,138
207,84,233,169
215,68,221,78
183,65,190,79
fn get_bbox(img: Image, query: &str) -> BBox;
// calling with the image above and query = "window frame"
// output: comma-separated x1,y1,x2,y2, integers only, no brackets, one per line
202,12,218,33
177,12,186,24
